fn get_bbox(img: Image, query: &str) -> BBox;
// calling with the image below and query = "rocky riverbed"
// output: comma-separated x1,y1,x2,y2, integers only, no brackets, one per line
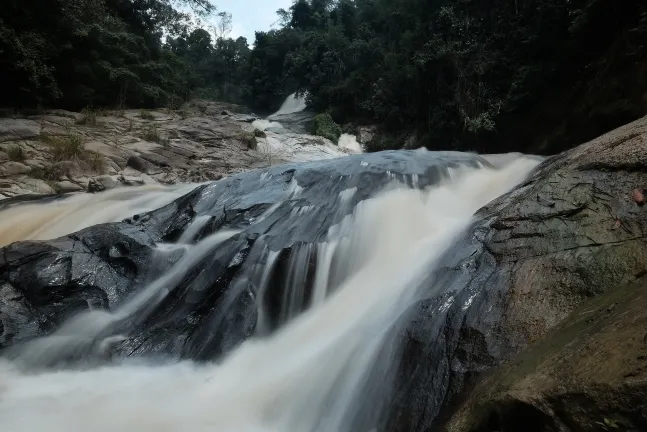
0,100,351,201
1,111,647,431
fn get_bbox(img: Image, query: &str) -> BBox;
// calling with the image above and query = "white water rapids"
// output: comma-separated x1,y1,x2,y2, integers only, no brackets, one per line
0,153,540,431
0,184,199,248
252,93,363,163
268,93,308,118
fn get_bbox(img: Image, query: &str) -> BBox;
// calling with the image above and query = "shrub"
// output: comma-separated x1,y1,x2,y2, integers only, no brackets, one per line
6,145,26,161
30,164,63,181
77,107,102,126
239,131,257,149
41,133,85,160
313,113,342,142
141,125,160,142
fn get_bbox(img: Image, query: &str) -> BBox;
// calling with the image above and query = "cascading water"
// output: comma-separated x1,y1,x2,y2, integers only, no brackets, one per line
0,183,198,247
268,93,309,118
0,151,540,432
252,93,362,163
252,93,309,132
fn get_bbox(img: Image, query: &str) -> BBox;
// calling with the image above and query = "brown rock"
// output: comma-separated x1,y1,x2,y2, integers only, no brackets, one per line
447,278,647,432
55,181,83,193
0,119,41,142
127,155,153,174
0,162,31,176
390,114,647,432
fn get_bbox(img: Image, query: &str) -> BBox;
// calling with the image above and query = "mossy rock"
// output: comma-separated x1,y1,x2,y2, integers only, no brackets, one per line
312,113,342,142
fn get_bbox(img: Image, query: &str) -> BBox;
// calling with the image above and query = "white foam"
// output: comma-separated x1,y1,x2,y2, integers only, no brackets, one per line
337,134,363,153
252,119,283,131
256,133,347,164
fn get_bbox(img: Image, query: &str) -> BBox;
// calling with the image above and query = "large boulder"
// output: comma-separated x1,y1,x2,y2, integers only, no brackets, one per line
380,115,647,431
0,150,487,366
447,276,647,432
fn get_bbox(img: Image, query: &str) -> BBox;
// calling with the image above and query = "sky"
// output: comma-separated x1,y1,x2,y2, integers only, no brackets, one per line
209,0,295,43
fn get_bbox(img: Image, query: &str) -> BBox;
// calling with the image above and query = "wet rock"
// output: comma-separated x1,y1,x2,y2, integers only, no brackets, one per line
356,125,378,145
3,115,647,431
383,115,647,432
119,167,145,186
0,223,157,349
0,150,485,362
89,175,119,192
126,155,153,174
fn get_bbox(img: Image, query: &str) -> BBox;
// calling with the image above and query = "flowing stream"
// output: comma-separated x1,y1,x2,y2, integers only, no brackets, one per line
0,184,199,248
0,150,540,431
253,93,363,162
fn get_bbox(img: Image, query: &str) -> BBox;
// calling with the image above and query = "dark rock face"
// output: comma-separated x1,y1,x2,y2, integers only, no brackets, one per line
383,116,647,431
0,150,486,366
267,110,315,134
0,224,156,349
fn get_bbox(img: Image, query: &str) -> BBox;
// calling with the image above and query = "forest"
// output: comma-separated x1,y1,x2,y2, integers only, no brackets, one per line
0,0,250,109
2,0,647,153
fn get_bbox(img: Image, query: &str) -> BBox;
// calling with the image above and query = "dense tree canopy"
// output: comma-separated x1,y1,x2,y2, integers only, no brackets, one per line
0,0,250,109
248,0,647,153
2,0,646,153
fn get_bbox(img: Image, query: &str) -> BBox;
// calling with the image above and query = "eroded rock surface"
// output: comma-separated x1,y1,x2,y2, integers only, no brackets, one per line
0,100,322,200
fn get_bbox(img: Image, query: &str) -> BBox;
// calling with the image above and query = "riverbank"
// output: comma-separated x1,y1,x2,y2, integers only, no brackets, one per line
0,99,356,202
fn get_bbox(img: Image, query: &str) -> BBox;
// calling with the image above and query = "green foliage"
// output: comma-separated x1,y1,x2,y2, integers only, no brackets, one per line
239,131,257,149
42,133,86,160
313,113,342,142
248,0,647,154
77,107,102,126
0,0,248,110
596,417,621,430
141,124,162,143
6,145,26,161
30,165,63,181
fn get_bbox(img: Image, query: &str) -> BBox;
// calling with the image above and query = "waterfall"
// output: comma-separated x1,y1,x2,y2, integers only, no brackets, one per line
338,133,363,153
252,94,363,163
268,93,308,118
0,153,540,432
